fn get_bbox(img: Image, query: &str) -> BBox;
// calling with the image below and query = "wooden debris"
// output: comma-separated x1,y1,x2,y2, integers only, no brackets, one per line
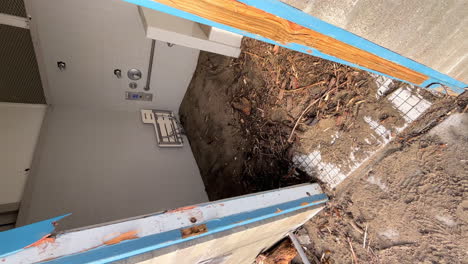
347,237,359,264
273,45,280,55
243,51,265,60
287,78,338,142
282,80,326,93
232,97,252,115
363,224,368,248
288,97,321,142
257,239,297,264
349,220,364,234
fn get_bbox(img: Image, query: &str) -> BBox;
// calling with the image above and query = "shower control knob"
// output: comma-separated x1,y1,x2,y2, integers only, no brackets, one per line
127,69,142,80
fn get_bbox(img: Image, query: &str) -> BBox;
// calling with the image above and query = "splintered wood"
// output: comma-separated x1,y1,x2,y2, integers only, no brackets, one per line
257,239,297,264
150,0,428,85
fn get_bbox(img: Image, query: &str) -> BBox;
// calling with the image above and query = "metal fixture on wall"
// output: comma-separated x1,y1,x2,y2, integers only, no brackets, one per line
129,82,137,89
143,39,156,91
127,68,142,80
57,61,66,71
167,42,175,47
125,91,152,101
114,69,122,78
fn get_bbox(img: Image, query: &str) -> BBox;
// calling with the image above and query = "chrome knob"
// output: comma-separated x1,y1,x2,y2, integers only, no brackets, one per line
127,69,142,80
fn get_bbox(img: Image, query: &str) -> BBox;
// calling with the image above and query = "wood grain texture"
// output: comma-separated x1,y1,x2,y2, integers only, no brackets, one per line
150,0,428,85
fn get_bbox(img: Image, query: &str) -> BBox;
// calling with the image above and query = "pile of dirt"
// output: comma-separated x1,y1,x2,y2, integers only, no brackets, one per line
301,99,468,263
180,39,404,200
181,37,467,263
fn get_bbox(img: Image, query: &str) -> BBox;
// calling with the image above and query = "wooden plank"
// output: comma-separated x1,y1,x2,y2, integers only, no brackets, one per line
2,185,326,263
146,0,428,85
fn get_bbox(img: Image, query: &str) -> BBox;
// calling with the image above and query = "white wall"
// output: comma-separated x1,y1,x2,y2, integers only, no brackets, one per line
0,103,46,205
29,0,199,112
17,106,208,230
16,0,208,229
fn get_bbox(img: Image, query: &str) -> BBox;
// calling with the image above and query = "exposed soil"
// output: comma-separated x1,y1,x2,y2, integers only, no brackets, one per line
180,38,467,263
180,39,403,200
302,99,468,263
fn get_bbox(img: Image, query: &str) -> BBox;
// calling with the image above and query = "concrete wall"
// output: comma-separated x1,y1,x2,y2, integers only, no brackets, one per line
17,106,208,230
0,103,46,205
282,0,468,84
28,0,199,111
16,0,208,229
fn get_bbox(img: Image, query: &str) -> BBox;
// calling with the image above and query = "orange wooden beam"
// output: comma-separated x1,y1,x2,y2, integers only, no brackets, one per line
147,0,428,85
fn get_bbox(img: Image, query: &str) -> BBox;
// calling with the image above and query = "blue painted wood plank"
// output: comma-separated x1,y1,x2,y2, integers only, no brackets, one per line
38,194,327,263
0,215,69,258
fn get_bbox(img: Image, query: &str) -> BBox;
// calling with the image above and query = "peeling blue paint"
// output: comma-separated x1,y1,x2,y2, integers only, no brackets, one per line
39,194,327,263
124,0,467,93
0,214,69,258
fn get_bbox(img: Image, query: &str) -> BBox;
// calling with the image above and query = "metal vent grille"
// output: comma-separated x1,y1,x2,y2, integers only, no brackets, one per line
0,24,45,104
0,0,27,17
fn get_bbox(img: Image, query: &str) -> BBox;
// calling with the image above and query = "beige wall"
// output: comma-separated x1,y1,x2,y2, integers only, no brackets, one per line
28,0,200,112
16,0,209,230
17,106,208,230
0,103,46,205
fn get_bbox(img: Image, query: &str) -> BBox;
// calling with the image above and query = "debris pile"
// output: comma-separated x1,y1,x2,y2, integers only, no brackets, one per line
181,37,467,263
181,38,403,199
